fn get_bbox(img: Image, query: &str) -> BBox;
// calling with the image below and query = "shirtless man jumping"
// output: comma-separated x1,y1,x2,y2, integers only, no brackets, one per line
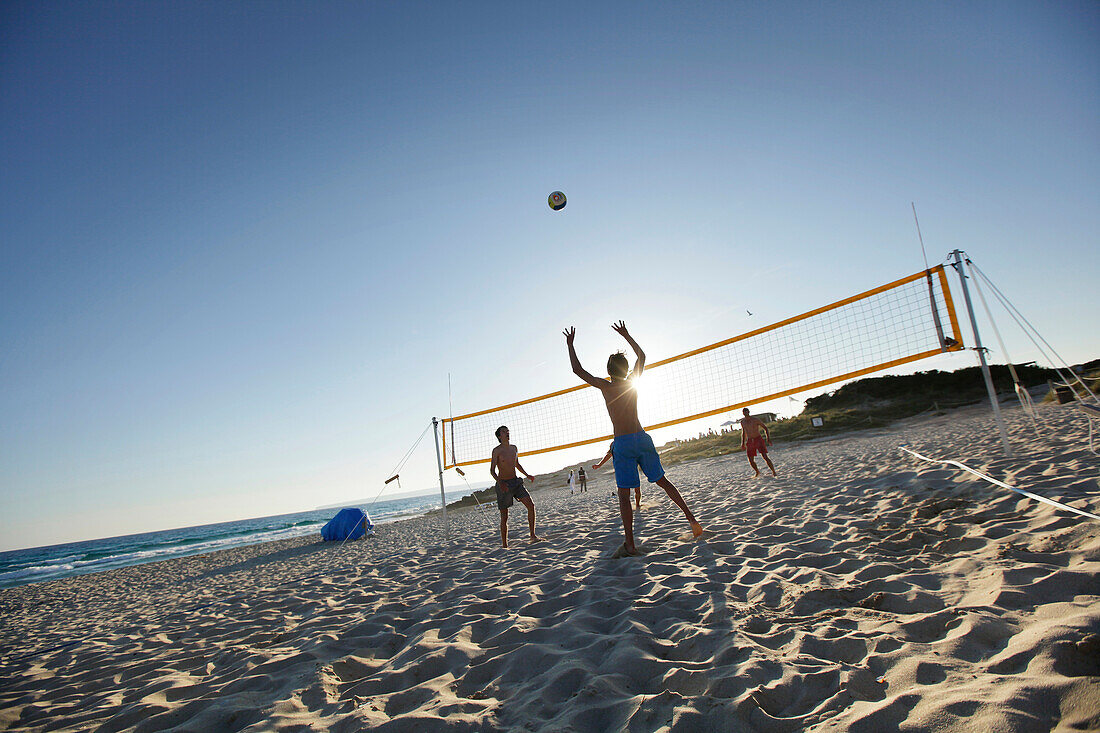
564,321,703,556
739,407,777,477
489,426,541,548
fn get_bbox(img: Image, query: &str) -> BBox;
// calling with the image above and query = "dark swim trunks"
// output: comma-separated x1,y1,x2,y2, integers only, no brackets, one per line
495,477,530,510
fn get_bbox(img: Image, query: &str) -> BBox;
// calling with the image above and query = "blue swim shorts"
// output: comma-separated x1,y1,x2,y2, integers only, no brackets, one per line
611,431,665,489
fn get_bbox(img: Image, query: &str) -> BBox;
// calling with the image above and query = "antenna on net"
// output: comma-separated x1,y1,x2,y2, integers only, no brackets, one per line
912,202,930,271
911,203,950,350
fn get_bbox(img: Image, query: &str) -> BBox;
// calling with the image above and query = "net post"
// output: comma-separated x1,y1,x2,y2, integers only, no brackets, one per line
432,417,449,542
951,250,1012,456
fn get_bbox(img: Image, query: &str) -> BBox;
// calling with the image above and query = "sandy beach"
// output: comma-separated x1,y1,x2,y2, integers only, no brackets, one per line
2,400,1098,732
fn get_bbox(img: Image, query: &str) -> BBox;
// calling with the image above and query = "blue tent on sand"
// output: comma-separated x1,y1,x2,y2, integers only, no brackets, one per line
321,508,374,541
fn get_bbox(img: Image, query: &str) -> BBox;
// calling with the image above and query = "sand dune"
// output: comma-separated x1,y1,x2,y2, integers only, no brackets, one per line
2,401,1098,731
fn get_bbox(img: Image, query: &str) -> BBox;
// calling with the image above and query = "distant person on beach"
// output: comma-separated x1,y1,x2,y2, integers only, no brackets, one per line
578,466,587,493
490,426,541,548
739,408,777,477
564,321,703,556
568,469,576,495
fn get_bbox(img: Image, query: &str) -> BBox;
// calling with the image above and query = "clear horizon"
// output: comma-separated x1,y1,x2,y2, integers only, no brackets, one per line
2,1,1098,552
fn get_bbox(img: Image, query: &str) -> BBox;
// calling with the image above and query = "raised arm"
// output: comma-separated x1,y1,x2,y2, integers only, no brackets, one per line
563,327,606,388
612,321,645,377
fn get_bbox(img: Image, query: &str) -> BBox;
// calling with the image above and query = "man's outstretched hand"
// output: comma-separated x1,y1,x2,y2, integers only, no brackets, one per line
562,326,576,345
611,320,630,338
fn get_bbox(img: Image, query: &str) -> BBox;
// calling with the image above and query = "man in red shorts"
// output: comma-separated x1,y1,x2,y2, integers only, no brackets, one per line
739,408,777,477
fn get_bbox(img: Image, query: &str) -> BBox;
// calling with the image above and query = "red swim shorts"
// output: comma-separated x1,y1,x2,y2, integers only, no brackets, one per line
746,436,768,458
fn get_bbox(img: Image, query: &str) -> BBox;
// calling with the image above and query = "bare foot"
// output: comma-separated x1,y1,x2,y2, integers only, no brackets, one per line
612,542,641,558
529,535,543,543
691,521,704,539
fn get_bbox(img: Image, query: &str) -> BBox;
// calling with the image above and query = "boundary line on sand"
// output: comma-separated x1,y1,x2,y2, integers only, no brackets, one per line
899,446,1100,522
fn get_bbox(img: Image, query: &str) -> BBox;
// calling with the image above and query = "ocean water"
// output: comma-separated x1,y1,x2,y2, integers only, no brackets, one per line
0,491,468,590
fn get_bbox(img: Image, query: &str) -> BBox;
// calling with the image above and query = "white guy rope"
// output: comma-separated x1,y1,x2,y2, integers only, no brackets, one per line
969,262,1099,406
365,421,433,512
900,446,1100,522
453,467,497,532
966,259,1040,435
1079,402,1100,456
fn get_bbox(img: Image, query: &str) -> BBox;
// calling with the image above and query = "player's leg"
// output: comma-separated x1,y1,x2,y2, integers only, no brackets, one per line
639,435,702,537
517,495,540,541
611,440,642,554
655,476,704,537
617,486,638,553
499,506,509,548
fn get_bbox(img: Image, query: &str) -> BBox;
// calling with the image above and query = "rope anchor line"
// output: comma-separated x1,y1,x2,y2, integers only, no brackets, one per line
900,446,1100,522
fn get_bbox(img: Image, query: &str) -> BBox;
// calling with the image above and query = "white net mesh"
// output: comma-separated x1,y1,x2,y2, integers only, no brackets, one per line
444,266,962,467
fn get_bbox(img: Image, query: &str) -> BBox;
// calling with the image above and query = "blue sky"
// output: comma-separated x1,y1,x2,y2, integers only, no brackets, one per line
2,1,1097,551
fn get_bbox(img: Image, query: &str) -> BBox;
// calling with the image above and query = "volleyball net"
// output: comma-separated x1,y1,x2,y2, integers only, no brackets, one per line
442,265,964,468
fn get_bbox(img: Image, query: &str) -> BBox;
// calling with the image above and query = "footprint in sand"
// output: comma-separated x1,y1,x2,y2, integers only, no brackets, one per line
677,528,715,542
611,542,654,559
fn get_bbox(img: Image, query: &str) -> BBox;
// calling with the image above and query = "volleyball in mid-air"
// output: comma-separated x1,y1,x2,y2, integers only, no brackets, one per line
548,191,567,211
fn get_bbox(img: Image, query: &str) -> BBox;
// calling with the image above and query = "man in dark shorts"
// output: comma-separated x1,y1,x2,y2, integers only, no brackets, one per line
489,426,541,548
578,466,587,493
739,408,777,477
